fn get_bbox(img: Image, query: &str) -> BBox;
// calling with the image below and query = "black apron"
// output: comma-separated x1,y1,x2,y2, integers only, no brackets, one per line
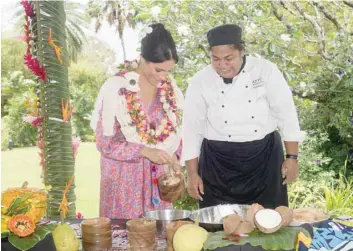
198,131,288,209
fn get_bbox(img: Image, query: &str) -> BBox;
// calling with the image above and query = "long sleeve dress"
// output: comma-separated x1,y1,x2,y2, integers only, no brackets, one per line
95,82,182,219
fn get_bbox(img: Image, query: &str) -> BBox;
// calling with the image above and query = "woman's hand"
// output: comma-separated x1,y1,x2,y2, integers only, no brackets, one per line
170,154,182,174
141,147,172,165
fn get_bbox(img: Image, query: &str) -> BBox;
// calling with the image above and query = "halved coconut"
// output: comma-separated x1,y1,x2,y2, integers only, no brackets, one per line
275,206,293,227
254,209,283,234
223,214,255,235
246,203,264,227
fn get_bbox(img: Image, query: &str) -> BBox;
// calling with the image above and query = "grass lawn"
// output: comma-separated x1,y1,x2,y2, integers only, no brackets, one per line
1,142,101,218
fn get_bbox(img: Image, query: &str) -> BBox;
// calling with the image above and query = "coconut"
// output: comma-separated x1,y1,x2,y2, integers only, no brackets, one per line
246,203,264,227
254,209,283,234
275,206,293,227
223,214,242,234
158,173,186,202
223,214,255,234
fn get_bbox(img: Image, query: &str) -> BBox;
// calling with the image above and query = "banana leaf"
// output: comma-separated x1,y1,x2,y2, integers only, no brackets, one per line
8,223,57,251
204,227,311,251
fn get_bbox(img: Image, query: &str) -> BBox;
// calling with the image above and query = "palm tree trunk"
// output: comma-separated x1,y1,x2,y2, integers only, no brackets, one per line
32,1,76,219
120,32,127,61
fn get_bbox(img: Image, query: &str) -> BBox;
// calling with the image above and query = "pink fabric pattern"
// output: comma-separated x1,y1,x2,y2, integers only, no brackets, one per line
95,87,182,219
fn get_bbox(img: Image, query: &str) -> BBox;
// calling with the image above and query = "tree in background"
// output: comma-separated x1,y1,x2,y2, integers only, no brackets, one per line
87,0,136,61
130,0,353,175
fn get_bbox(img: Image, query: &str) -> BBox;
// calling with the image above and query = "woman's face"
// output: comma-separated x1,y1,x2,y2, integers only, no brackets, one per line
210,45,244,78
141,58,175,87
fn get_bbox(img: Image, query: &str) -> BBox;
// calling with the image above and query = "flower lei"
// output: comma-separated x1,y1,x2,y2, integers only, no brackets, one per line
117,60,179,145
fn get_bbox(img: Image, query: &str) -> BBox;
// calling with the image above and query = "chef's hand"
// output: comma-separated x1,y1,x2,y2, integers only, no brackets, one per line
187,173,204,201
282,158,299,185
141,147,172,165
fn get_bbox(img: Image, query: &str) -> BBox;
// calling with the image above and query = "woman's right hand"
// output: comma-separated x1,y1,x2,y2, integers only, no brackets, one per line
141,147,172,165
187,173,204,201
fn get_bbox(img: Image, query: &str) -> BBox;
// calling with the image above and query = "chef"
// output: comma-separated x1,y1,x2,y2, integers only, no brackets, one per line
182,24,305,209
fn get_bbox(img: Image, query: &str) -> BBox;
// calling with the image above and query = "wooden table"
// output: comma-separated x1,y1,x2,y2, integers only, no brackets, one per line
2,219,315,251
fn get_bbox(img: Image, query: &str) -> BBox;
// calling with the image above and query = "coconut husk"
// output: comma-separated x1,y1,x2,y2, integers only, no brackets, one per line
223,214,255,235
275,206,293,227
246,203,264,228
158,172,186,203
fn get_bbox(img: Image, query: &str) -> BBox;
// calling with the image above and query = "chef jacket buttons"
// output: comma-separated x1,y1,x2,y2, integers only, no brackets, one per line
245,85,248,88
248,100,251,103
251,116,255,119
255,130,258,132
228,135,231,138
222,105,225,108
221,91,224,94
225,121,227,123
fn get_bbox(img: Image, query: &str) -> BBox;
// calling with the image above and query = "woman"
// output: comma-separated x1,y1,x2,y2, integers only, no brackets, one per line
90,23,183,219
182,24,305,209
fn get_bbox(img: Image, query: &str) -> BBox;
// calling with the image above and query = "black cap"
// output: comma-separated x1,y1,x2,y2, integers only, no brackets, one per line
207,24,243,47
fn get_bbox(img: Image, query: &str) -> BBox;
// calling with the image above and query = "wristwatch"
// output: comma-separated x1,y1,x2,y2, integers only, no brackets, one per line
286,154,299,160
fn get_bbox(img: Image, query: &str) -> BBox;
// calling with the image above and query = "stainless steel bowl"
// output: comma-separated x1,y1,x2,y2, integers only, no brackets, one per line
189,204,249,232
142,209,191,238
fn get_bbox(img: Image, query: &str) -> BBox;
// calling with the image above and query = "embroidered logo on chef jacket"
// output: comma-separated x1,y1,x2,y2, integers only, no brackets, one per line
252,77,264,88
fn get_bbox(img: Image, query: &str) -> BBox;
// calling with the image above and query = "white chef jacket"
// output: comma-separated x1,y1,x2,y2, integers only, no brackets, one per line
182,56,305,161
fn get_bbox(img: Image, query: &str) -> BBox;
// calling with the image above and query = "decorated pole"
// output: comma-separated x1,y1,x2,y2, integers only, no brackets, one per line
21,0,76,219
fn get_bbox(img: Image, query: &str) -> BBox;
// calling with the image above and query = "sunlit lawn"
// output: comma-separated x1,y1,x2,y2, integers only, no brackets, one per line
1,142,101,218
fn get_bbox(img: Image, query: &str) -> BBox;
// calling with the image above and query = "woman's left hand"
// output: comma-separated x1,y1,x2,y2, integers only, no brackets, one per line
281,158,299,185
170,154,181,174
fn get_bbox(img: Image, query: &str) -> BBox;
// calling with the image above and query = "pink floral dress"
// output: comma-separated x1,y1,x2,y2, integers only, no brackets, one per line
95,87,182,219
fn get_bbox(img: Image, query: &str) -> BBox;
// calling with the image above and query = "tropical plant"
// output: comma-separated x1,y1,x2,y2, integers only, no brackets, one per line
319,160,353,217
21,0,76,218
87,0,136,61
12,0,89,63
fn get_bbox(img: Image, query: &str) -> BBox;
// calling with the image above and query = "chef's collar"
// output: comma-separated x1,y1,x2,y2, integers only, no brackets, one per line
222,55,247,84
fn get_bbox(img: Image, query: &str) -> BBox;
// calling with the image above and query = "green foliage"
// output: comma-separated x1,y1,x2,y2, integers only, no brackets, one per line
319,171,353,217
1,72,37,149
1,39,31,79
129,0,353,210
69,64,108,141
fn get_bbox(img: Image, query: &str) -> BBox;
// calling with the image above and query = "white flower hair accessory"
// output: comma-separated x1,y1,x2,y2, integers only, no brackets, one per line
137,23,153,42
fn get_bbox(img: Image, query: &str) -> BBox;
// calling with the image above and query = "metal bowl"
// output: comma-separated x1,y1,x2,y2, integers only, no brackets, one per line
142,209,191,238
189,204,250,232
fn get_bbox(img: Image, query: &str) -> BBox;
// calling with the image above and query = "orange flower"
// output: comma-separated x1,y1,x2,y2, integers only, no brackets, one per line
58,176,74,219
61,99,74,123
48,28,63,64
8,214,35,237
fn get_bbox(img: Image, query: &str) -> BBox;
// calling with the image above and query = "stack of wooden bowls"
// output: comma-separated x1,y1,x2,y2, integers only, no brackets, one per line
127,218,157,250
165,220,193,251
81,218,112,251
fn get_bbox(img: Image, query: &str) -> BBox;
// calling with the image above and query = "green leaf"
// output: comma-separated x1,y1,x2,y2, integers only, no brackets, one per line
135,12,152,20
2,231,10,239
204,227,310,251
8,223,57,251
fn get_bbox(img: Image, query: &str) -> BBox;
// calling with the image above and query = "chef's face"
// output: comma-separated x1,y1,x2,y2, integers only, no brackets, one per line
210,45,245,78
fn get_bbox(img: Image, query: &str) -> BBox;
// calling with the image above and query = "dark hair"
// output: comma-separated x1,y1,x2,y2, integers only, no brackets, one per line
208,44,245,51
141,23,179,64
